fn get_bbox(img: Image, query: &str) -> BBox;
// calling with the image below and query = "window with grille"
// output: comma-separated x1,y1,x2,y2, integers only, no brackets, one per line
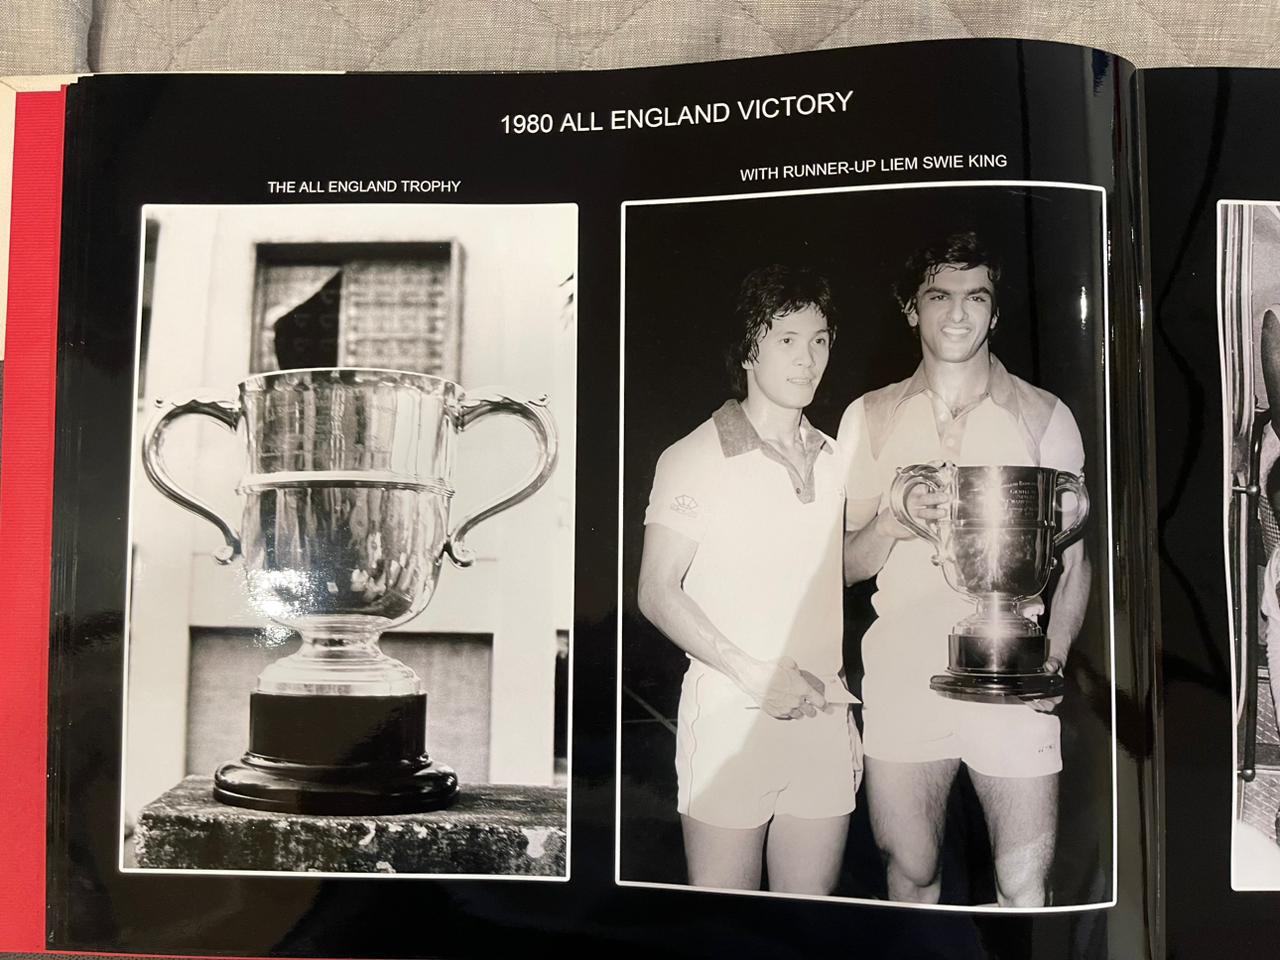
250,241,462,379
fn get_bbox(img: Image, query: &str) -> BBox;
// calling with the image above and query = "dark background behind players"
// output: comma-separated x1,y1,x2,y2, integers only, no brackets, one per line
618,184,1115,906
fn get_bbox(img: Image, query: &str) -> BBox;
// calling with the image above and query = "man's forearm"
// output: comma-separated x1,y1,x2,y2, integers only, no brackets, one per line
1045,545,1091,665
637,579,759,689
843,513,897,585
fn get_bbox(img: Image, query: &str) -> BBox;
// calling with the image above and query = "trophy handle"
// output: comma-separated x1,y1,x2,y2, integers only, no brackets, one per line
1052,471,1090,551
445,390,559,568
889,463,948,548
141,395,243,564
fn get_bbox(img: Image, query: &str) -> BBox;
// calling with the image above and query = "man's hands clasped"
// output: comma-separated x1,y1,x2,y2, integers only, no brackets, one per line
739,656,829,719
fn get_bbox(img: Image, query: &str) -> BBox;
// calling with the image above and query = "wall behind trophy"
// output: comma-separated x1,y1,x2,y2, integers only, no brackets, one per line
122,203,577,830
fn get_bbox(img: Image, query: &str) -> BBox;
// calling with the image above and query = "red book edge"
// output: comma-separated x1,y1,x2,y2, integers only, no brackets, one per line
0,86,66,952
0,88,343,960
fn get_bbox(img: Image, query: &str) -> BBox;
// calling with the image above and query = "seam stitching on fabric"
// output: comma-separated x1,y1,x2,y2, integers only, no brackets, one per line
523,0,590,66
929,0,981,37
164,0,235,69
364,0,445,69
582,0,660,63
111,0,170,57
1048,0,1107,50
728,0,788,53
1131,0,1195,64
317,0,380,51
810,0,876,49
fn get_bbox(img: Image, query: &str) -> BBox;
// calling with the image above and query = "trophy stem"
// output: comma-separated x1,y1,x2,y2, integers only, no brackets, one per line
933,596,1060,703
966,595,1028,631
256,620,424,697
216,623,458,814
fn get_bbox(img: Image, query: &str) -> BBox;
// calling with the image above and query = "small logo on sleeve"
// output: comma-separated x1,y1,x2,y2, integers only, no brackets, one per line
671,494,699,517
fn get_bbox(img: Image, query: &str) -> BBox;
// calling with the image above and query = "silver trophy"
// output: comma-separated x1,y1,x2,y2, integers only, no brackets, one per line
142,367,557,813
889,463,1088,703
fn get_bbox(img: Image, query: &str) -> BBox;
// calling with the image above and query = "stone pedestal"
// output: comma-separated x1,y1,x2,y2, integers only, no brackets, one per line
135,776,566,876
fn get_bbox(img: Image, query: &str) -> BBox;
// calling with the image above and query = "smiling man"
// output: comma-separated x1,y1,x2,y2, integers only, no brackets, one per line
637,263,861,893
839,232,1091,907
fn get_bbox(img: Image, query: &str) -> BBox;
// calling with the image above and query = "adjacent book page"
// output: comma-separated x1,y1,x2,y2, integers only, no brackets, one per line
1146,66,1280,957
29,41,1153,959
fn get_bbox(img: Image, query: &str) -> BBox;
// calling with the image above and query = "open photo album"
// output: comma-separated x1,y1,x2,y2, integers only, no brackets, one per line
0,36,1272,959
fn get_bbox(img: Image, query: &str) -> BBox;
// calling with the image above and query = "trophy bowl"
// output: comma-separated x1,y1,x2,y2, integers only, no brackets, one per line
142,368,557,813
890,463,1089,704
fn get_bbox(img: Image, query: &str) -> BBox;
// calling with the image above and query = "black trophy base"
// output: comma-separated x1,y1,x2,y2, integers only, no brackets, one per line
212,691,460,815
213,757,459,815
929,671,1064,705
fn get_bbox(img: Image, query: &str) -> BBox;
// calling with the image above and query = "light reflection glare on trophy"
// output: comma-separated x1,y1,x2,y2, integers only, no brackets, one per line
142,367,558,814
889,462,1089,703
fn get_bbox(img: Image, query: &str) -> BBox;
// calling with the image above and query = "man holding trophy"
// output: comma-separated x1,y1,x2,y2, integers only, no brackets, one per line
839,232,1091,907
637,264,861,894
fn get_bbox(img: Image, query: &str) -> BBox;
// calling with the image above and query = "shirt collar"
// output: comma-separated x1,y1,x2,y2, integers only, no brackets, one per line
892,355,1023,421
711,399,831,459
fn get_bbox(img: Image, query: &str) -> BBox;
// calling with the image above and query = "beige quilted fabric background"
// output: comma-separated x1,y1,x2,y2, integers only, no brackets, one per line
2,0,90,74
2,0,1280,75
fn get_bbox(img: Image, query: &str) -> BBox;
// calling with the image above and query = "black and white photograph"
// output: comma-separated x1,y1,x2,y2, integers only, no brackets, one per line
120,202,576,878
1218,199,1280,890
617,181,1116,910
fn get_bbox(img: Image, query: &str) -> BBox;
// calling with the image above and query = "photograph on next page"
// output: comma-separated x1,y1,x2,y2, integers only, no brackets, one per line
121,202,576,878
1218,200,1280,891
618,181,1116,911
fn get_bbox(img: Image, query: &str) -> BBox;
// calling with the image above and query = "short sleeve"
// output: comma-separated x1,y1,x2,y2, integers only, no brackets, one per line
837,398,881,527
1039,400,1086,476
643,439,712,543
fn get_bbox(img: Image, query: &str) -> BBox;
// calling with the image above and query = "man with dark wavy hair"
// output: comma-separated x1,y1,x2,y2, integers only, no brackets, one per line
637,263,861,893
840,231,1091,907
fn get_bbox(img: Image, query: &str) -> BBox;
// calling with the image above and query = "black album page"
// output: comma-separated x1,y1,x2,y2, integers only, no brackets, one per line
45,39,1153,959
1146,68,1280,956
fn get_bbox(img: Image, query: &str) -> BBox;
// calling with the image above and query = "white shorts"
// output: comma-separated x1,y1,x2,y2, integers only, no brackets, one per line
675,662,862,829
861,675,1062,778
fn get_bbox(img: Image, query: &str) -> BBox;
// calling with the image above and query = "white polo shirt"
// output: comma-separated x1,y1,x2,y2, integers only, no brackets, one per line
838,357,1086,680
644,400,846,676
